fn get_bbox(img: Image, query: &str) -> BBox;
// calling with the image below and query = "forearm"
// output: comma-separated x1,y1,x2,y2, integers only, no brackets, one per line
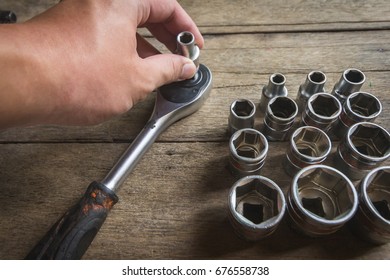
0,23,58,129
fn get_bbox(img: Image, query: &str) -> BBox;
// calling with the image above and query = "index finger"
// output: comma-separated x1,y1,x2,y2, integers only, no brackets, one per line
138,0,204,51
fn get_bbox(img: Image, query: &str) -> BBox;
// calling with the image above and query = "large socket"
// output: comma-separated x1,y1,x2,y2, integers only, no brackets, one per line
287,165,358,236
349,166,390,244
228,175,286,241
335,122,390,181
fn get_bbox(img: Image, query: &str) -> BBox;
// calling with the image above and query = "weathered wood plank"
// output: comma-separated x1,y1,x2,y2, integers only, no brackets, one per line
4,0,390,33
1,142,389,259
0,31,389,142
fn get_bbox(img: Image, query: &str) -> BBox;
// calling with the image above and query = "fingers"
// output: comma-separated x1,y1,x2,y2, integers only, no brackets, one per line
140,53,197,89
139,0,204,52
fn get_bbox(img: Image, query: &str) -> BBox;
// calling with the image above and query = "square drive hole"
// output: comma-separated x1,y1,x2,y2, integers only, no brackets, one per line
302,197,326,218
243,203,264,224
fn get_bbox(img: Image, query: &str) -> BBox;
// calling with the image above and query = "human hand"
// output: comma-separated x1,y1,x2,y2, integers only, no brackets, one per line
0,0,203,128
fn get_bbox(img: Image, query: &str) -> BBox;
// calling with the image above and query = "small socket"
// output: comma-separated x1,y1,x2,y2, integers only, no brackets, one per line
296,71,327,111
177,31,200,68
335,91,382,139
263,96,298,141
349,166,390,244
229,129,268,177
228,175,286,241
301,92,342,132
287,165,358,236
335,122,390,180
259,73,288,113
284,126,332,177
228,99,256,135
331,68,366,103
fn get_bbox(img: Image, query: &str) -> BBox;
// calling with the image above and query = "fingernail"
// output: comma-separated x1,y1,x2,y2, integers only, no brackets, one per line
180,61,196,80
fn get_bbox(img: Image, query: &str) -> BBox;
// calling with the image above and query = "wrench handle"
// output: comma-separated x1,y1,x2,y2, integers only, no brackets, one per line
25,182,118,259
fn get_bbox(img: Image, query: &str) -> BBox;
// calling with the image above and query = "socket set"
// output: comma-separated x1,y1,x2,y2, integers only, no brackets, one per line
226,69,390,244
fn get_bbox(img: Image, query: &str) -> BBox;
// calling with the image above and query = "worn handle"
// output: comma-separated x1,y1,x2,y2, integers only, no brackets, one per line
25,182,118,260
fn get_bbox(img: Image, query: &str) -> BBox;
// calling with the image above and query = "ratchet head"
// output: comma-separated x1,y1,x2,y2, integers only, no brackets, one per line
152,63,212,129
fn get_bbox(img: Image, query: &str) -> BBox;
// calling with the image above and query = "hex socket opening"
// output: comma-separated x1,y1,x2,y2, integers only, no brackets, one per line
178,31,194,45
344,69,365,84
309,71,326,84
228,176,286,240
347,92,382,119
271,73,286,85
309,93,341,119
292,127,331,159
232,99,255,118
269,97,298,119
288,165,358,236
348,123,390,160
293,165,357,221
232,129,268,160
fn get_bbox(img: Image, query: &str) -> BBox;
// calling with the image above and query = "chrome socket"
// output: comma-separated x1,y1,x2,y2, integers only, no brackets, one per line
228,175,286,241
301,92,342,132
228,99,256,135
287,165,358,236
334,91,382,139
331,68,366,103
283,126,332,177
176,31,200,68
335,122,390,181
229,129,268,177
350,166,390,244
296,71,327,111
263,96,298,141
259,73,288,113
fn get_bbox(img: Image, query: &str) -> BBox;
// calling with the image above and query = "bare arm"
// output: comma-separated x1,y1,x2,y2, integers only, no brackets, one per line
0,0,203,129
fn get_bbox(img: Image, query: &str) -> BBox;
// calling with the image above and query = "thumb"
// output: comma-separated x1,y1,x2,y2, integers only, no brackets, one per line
141,53,197,88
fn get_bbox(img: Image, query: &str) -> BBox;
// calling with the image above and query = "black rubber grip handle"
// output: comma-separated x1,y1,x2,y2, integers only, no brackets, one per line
25,182,118,260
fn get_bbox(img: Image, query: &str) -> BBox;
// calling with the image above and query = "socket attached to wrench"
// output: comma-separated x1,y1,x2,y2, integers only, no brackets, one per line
26,32,212,259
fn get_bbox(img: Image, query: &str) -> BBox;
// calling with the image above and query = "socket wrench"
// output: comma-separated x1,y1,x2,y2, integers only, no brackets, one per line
228,99,256,135
259,73,288,114
26,32,212,259
331,68,366,103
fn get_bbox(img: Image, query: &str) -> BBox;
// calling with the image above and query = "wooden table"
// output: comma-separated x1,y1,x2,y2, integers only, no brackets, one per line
1,0,389,260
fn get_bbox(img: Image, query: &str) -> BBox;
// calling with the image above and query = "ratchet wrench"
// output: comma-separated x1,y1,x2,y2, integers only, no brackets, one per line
26,32,212,259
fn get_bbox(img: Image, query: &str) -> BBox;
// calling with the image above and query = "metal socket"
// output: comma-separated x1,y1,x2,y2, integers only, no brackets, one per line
349,166,390,244
259,73,288,113
228,175,286,241
229,129,268,177
331,68,366,103
228,99,256,135
335,91,382,139
176,31,200,68
263,96,298,141
287,165,358,236
284,126,332,177
335,122,390,180
296,71,327,111
301,92,342,132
